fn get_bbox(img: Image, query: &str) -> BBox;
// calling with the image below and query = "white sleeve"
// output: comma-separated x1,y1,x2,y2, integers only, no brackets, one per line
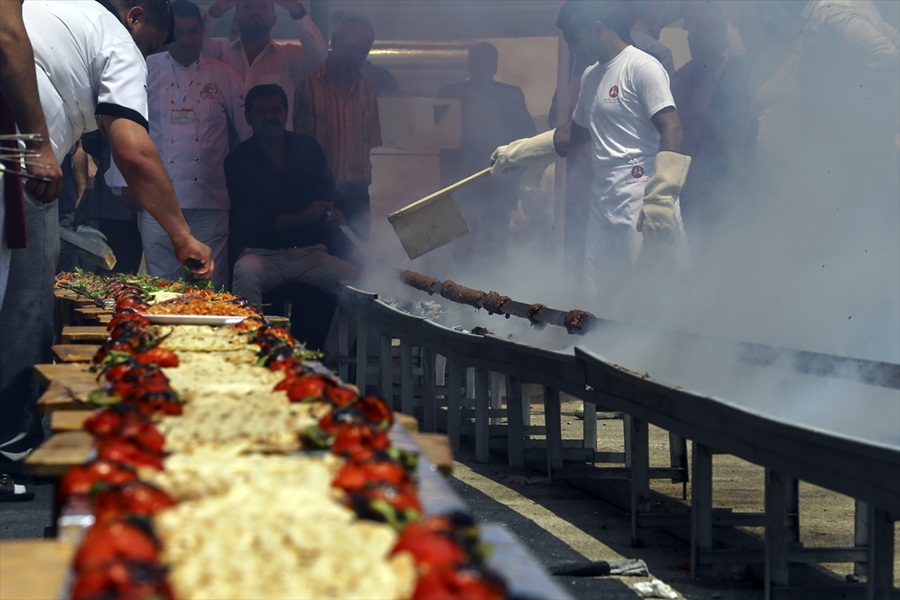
201,11,229,61
633,59,675,119
287,15,328,82
817,2,900,72
92,41,150,129
572,71,591,128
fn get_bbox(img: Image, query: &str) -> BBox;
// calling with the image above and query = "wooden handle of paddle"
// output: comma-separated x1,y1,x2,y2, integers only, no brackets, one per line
393,168,492,215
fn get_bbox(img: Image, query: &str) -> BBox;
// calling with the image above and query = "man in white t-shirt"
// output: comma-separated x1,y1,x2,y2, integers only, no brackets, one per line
143,0,246,289
202,0,327,138
491,1,690,306
0,0,213,473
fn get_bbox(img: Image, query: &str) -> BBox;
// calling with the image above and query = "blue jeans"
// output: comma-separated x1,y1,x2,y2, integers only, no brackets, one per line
0,194,57,465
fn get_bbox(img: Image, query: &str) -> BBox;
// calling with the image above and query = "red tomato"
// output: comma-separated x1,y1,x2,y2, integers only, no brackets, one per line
83,405,150,437
99,421,165,454
330,424,392,455
286,374,329,403
412,565,507,600
70,559,174,600
73,520,159,571
325,385,358,407
332,460,410,493
58,460,138,502
393,523,468,574
133,347,179,367
92,482,176,522
96,439,164,471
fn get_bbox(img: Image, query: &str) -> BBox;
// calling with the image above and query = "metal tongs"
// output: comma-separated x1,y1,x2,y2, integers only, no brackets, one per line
0,133,54,183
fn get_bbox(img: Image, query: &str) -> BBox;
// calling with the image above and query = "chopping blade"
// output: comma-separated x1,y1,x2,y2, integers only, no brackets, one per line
387,167,491,260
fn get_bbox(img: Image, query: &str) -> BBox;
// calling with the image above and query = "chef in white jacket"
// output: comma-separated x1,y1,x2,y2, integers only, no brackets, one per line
491,1,691,305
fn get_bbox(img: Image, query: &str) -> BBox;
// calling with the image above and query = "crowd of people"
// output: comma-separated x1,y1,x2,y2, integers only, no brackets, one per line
1,0,897,502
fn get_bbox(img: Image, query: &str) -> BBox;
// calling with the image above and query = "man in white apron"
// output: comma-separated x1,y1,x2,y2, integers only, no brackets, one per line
491,1,691,312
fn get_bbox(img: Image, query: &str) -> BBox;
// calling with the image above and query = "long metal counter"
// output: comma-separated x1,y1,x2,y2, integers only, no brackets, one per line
335,285,899,600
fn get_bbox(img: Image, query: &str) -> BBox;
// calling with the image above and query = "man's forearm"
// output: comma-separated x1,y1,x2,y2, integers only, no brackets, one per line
0,0,63,200
0,5,52,147
102,116,192,247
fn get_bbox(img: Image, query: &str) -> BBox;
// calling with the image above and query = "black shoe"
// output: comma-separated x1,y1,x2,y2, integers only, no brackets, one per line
0,473,35,502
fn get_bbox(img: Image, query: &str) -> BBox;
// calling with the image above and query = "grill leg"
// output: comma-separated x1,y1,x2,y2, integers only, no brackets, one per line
506,375,525,470
628,415,650,547
691,441,713,578
544,386,563,476
474,368,490,463
446,360,462,453
421,348,436,432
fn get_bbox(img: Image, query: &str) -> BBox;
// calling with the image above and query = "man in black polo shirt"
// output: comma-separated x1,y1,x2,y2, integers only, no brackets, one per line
225,83,358,307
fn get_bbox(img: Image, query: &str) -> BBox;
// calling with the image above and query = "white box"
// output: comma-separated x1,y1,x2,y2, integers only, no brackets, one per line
378,97,460,150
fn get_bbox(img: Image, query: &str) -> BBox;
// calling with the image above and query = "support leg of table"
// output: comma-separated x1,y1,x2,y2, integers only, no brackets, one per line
544,386,563,476
400,342,414,416
764,469,792,599
421,348,437,433
866,505,895,600
446,361,462,453
628,415,650,547
474,368,490,463
691,441,713,578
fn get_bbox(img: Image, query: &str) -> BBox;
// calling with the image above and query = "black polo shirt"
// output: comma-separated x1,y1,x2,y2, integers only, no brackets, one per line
225,132,337,251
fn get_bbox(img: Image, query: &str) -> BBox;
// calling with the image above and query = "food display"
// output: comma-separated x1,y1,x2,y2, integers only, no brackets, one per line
53,275,510,600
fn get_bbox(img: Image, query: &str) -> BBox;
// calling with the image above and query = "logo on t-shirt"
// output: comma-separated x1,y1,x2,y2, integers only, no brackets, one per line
200,83,221,101
608,85,619,98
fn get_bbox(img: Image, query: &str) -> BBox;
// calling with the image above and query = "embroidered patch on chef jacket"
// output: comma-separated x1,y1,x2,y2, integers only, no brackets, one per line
171,108,195,124
200,83,220,101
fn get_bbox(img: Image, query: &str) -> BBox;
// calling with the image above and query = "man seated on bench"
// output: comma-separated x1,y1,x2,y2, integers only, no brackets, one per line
225,83,359,352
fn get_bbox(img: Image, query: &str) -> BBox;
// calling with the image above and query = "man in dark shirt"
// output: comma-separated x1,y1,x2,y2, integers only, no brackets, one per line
225,83,358,307
438,42,536,275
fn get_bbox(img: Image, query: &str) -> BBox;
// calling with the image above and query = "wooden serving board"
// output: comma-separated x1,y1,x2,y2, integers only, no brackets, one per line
60,325,108,343
0,540,74,600
37,375,98,413
74,306,112,325
34,363,96,389
51,410,91,432
411,432,453,475
52,344,100,363
24,431,93,476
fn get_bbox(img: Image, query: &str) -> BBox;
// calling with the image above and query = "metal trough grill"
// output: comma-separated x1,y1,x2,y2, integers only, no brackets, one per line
334,282,899,599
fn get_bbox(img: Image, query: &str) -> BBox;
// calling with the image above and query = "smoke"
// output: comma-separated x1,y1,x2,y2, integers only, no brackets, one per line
357,1,899,445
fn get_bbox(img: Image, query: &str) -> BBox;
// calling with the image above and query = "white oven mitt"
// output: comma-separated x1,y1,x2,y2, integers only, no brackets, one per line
636,151,691,244
490,129,558,175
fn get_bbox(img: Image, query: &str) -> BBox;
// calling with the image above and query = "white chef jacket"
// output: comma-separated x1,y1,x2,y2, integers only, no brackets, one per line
147,52,245,210
22,0,149,162
202,13,327,138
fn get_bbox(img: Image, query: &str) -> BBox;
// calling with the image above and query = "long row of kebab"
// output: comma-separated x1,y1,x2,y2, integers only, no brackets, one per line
54,272,509,600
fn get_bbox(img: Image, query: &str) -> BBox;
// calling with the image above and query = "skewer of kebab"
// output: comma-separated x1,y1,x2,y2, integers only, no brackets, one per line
399,270,597,334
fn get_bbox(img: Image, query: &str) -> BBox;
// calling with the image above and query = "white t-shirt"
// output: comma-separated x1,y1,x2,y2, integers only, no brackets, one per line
147,53,246,210
573,45,674,168
22,0,149,162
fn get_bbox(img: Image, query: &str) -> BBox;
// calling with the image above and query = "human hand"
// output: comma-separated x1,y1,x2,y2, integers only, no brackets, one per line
174,237,214,281
304,200,333,223
325,206,348,226
209,0,239,18
23,140,62,203
276,0,306,17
